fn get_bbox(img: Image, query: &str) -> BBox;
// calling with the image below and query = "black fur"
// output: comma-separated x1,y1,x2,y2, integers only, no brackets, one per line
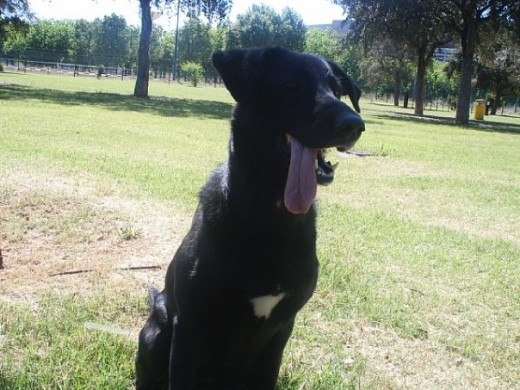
136,47,364,389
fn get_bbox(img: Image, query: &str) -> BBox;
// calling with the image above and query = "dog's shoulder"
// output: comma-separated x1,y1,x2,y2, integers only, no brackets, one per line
198,161,230,221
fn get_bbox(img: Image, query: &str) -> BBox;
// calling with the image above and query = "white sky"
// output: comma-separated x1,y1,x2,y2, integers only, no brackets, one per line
29,0,346,28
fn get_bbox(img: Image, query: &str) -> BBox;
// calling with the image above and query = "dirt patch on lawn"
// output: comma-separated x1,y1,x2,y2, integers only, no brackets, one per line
0,170,191,307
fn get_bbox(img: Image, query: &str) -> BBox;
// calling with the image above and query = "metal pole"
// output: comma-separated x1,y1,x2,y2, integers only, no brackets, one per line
172,0,181,80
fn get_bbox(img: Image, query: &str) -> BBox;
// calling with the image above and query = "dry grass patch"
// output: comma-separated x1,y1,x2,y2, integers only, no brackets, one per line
0,169,190,312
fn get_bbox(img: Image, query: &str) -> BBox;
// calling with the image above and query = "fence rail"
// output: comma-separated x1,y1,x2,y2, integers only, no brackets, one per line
0,57,136,79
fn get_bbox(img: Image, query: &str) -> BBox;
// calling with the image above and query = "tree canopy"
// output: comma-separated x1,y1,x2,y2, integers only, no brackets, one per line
332,0,451,115
2,15,139,67
333,0,518,124
0,0,32,43
0,0,31,20
439,0,514,123
227,5,306,51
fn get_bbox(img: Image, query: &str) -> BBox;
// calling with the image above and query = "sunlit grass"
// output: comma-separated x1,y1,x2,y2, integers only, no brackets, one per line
1,72,519,388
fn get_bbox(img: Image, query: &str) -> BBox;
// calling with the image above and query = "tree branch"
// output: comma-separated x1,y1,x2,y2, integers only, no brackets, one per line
49,265,162,277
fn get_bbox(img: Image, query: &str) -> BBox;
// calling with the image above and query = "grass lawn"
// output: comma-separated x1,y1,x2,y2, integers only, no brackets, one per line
0,71,519,389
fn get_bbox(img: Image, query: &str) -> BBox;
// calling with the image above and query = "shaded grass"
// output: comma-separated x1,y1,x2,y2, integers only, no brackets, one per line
0,84,233,120
368,109,520,135
0,71,234,102
0,73,519,389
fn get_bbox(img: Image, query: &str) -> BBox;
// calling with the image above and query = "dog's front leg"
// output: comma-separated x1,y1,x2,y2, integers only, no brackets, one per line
169,315,200,389
246,320,295,390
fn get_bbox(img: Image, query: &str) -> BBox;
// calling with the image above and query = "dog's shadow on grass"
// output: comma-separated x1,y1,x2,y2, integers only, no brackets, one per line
0,83,233,120
372,111,520,134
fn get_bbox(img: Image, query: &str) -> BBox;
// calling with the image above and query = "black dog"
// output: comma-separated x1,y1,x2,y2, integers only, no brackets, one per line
136,47,364,389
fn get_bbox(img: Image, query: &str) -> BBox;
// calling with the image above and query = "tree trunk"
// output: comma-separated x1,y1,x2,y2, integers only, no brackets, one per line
134,0,152,98
414,48,428,116
403,90,409,108
393,75,401,106
455,12,477,125
491,93,500,115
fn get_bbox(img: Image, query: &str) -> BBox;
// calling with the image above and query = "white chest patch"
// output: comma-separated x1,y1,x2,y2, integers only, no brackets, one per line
250,293,286,320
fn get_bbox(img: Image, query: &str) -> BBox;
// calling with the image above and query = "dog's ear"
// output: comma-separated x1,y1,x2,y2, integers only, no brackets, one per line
327,60,362,113
212,49,257,102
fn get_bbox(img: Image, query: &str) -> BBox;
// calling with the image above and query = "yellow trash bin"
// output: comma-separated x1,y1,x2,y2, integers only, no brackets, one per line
474,99,486,120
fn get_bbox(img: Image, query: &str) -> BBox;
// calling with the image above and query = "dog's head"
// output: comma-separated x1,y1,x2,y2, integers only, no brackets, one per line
212,47,365,214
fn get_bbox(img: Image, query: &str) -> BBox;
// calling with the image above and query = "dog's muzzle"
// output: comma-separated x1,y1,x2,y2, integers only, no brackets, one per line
284,111,364,215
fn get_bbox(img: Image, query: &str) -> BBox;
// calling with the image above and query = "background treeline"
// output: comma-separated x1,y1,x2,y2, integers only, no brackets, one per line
1,4,519,111
0,5,359,84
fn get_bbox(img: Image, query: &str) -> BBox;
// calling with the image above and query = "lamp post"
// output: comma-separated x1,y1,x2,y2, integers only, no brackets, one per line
172,0,181,80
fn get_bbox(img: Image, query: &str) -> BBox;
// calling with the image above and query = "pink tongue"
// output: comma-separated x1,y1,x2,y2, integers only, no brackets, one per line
284,138,318,214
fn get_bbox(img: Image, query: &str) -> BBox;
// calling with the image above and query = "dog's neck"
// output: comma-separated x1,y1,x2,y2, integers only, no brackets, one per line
224,118,292,218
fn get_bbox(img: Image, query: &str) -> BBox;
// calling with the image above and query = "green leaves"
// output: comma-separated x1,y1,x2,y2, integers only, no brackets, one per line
230,4,306,52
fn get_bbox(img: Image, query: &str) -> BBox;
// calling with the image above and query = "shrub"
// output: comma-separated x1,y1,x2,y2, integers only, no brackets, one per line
180,61,203,87
97,65,105,79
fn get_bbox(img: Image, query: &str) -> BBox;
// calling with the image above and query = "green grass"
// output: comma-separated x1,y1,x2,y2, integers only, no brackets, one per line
0,73,232,210
1,72,519,389
0,292,143,389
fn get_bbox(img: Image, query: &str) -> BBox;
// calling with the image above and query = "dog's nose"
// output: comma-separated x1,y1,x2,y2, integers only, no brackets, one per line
336,111,365,134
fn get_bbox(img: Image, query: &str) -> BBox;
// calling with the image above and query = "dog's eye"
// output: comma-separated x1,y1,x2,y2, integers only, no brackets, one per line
285,81,300,90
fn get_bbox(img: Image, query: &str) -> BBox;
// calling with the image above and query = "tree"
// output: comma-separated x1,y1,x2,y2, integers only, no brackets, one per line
474,26,520,114
3,17,137,71
425,60,458,104
305,29,342,62
73,19,97,65
277,7,306,52
177,19,212,77
134,0,153,97
305,29,362,86
228,5,306,51
133,0,232,98
439,0,513,124
125,25,140,70
333,0,451,116
230,4,280,48
361,40,414,106
0,0,32,45
93,14,129,67
150,25,173,78
205,22,227,81
2,22,27,57
21,20,75,62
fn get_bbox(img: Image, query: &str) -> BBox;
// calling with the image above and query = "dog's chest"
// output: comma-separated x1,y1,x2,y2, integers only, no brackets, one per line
249,292,287,320
239,261,317,324
233,244,318,323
